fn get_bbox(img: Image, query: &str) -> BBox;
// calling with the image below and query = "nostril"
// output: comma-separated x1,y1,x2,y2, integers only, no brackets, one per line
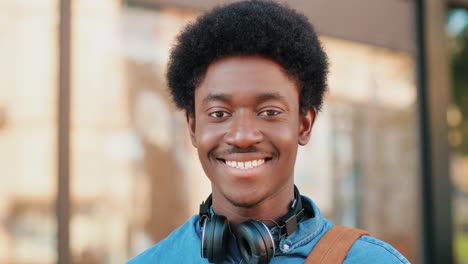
224,127,263,148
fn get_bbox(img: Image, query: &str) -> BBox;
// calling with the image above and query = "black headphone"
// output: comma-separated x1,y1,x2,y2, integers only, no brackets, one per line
199,186,306,264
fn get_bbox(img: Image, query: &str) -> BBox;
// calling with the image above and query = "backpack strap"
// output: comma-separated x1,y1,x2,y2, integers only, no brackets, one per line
305,225,370,264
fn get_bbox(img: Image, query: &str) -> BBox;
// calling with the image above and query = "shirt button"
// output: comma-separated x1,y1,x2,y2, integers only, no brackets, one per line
282,244,290,251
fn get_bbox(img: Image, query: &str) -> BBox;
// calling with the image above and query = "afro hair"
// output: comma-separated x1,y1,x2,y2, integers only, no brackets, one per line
167,0,328,115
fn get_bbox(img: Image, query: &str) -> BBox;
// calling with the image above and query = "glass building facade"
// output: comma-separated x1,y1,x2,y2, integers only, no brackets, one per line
0,0,462,263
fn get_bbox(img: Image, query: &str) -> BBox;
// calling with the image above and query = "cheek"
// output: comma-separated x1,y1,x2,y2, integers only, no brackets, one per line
195,122,225,152
265,117,300,140
264,124,299,153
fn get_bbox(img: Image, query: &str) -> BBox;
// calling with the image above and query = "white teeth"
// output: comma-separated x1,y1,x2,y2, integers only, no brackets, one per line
224,159,266,170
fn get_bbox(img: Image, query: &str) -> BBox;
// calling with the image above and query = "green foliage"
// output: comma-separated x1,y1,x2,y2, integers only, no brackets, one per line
449,11,468,155
455,232,468,262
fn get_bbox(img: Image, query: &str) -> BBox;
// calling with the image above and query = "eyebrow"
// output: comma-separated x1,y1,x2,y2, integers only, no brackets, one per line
255,92,286,102
202,92,286,106
202,93,232,106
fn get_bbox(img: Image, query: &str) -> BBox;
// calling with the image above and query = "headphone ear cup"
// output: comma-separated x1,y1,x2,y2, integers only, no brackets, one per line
202,215,229,262
236,221,275,264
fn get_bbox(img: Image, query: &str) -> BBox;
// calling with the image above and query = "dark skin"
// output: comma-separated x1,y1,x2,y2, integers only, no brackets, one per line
187,56,315,228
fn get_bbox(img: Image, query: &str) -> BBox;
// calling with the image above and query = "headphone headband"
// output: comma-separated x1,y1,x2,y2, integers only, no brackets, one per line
199,195,211,225
198,186,309,263
277,185,304,236
199,185,304,236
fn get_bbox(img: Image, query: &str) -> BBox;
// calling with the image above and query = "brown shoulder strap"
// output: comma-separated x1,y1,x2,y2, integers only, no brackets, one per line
305,225,370,264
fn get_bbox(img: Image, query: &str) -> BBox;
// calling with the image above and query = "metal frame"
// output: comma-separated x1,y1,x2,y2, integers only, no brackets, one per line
57,0,71,263
449,0,468,9
416,0,454,263
128,0,416,54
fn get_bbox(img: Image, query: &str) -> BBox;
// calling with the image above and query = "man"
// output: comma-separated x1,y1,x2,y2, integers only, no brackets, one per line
128,1,410,263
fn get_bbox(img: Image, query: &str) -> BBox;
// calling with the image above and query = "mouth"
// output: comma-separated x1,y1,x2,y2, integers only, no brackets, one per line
216,157,273,170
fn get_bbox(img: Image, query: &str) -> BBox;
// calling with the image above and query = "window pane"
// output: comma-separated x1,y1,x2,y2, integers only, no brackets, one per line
70,4,205,262
297,37,420,263
70,1,131,263
0,1,58,263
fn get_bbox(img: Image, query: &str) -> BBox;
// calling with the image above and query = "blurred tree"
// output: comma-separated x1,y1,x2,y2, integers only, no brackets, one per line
449,9,468,155
448,8,468,264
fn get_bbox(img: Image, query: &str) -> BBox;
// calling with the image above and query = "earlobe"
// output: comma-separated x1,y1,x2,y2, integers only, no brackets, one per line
298,107,316,146
186,112,198,148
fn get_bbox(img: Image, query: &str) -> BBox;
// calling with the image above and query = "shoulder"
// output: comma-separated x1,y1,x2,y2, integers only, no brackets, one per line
345,235,410,264
127,215,206,264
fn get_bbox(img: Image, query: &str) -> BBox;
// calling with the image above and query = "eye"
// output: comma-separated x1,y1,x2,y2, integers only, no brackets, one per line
258,109,281,117
208,111,230,118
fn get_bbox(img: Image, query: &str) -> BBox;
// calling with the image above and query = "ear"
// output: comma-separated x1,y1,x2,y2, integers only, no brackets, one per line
186,111,198,148
298,107,316,146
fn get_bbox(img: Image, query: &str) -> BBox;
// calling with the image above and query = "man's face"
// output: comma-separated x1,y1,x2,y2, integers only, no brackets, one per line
187,56,315,208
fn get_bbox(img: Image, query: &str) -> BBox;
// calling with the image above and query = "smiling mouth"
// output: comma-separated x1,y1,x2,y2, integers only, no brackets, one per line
217,158,272,170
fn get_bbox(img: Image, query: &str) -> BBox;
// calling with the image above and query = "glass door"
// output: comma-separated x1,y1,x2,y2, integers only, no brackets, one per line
0,1,59,263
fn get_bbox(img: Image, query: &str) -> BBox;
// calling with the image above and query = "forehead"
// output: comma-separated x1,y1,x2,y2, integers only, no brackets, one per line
195,56,299,104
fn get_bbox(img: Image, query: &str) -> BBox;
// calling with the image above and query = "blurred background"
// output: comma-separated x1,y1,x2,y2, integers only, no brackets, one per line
0,0,466,263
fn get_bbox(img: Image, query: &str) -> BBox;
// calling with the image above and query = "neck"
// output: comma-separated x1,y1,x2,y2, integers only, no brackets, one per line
211,184,295,231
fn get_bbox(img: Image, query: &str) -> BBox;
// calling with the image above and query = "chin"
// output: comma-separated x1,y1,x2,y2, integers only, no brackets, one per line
225,191,265,209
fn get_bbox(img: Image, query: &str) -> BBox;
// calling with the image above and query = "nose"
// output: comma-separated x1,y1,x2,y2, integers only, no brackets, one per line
224,112,263,149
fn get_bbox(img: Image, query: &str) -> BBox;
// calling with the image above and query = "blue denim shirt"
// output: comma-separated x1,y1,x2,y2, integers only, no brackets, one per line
128,196,410,263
